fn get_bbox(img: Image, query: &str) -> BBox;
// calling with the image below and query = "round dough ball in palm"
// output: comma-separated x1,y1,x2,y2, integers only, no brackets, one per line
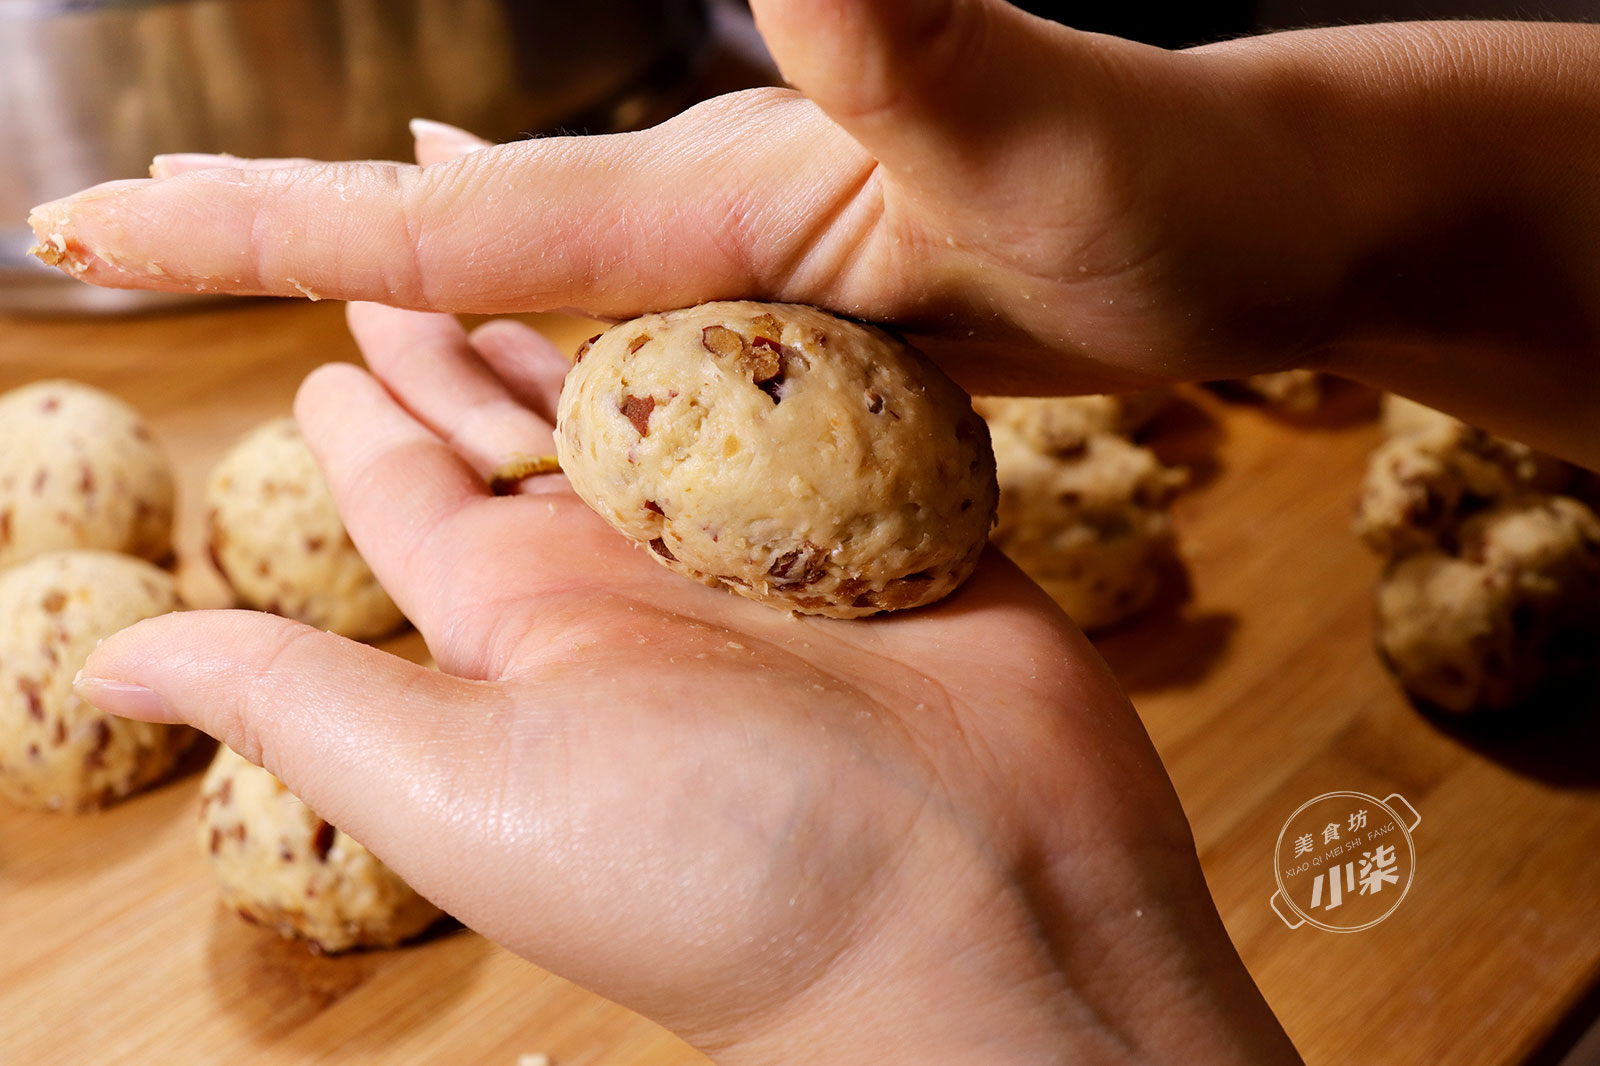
0,380,174,568
556,302,998,618
1376,496,1600,713
0,551,195,811
199,745,442,953
206,419,404,640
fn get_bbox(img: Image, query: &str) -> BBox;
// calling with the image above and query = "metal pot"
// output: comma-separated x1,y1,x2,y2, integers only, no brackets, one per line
0,0,709,313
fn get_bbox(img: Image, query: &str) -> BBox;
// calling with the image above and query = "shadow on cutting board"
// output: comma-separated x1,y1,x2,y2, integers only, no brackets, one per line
1089,560,1240,695
1414,685,1600,789
1138,391,1225,492
6,735,219,885
1204,376,1382,431
205,904,475,1047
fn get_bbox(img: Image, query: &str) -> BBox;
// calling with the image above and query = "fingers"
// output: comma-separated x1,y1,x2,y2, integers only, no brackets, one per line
74,609,506,898
747,0,1152,201
410,118,492,166
466,318,572,425
346,302,559,480
402,122,559,441
398,109,583,419
750,0,976,123
27,90,876,314
293,360,486,632
150,154,333,179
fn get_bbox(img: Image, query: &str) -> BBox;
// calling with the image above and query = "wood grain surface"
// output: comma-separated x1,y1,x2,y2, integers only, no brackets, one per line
1,300,1596,1066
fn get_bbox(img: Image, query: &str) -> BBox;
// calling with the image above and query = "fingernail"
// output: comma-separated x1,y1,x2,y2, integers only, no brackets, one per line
150,152,241,178
409,117,487,155
74,676,172,722
29,177,153,218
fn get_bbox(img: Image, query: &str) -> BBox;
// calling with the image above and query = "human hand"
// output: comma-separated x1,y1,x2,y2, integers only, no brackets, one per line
27,0,1358,397
29,6,1600,459
76,301,1300,1065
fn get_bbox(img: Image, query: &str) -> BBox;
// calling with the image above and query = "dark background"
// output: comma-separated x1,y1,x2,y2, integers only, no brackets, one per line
1011,0,1597,49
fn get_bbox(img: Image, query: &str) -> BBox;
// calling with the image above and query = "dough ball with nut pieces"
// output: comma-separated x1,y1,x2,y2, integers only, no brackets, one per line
987,424,1185,631
0,380,174,568
556,302,998,618
206,418,404,640
1357,399,1577,557
973,390,1172,456
199,745,442,953
0,551,196,812
1376,495,1600,713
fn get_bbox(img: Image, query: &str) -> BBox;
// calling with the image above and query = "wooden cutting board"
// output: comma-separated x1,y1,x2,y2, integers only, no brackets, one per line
1,300,1596,1066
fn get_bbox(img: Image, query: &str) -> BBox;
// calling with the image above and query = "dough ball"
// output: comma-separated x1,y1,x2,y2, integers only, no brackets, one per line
206,419,404,639
1235,370,1326,412
1379,395,1570,490
989,427,1186,631
1376,496,1600,713
555,302,998,618
1356,413,1572,557
972,390,1173,455
0,380,174,568
0,551,195,811
1380,394,1460,440
199,745,442,953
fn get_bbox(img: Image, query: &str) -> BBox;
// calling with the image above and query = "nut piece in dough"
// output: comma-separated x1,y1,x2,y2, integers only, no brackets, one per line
199,745,442,953
0,551,195,811
0,380,175,568
988,424,1186,631
556,302,998,618
1376,496,1600,713
206,418,404,639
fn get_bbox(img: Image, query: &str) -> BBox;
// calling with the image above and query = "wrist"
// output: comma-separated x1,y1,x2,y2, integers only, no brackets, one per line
1221,22,1600,465
697,843,1302,1066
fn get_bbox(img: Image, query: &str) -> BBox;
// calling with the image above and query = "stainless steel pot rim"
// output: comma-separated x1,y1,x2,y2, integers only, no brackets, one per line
0,0,202,19
0,0,713,313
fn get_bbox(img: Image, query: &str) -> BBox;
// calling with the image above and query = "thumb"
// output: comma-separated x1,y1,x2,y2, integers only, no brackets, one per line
76,610,505,891
748,0,1155,199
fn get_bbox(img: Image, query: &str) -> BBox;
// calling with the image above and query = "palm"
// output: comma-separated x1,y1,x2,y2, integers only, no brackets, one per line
76,297,1297,1066
208,303,1194,1050
399,517,1183,1051
55,4,1308,1049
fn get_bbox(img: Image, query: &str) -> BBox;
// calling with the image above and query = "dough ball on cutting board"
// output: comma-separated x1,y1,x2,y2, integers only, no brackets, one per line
972,390,1172,456
0,551,195,811
206,418,404,640
1357,398,1575,557
199,744,442,953
1235,370,1326,412
0,380,174,568
1376,495,1600,713
556,302,998,618
988,422,1185,631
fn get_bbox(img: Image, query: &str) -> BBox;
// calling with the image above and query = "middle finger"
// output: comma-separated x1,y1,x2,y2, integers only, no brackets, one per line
348,302,560,485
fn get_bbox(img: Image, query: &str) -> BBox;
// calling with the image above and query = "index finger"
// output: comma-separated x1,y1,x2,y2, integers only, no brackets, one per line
28,90,877,317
